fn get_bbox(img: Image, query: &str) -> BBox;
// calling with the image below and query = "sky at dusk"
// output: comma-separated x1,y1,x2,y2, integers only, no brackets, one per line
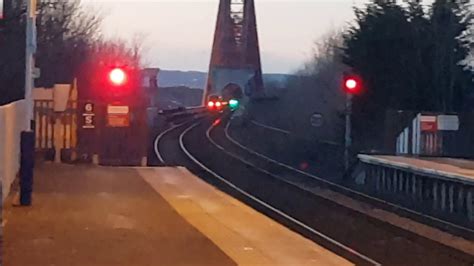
82,0,432,74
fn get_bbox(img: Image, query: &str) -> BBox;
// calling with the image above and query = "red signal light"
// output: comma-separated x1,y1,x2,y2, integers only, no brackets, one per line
215,101,222,108
345,79,357,90
343,75,362,94
109,68,127,86
207,101,215,108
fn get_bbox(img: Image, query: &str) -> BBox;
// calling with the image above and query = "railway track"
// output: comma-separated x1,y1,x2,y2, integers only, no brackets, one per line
155,115,474,266
230,118,474,236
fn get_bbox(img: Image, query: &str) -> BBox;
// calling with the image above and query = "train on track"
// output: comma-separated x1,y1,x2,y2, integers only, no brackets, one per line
206,95,240,112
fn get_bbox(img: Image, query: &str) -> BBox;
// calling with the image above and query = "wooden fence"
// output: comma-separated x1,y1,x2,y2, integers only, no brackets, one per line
34,100,78,161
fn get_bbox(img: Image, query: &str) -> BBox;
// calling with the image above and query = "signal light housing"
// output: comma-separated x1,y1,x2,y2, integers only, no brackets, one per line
343,75,362,95
228,99,239,110
109,68,127,86
345,79,357,90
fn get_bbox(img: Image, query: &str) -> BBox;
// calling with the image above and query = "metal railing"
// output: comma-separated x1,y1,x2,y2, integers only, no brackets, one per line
357,154,474,231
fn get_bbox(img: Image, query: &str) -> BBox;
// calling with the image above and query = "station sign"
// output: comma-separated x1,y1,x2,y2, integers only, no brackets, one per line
82,102,95,129
419,114,459,132
107,105,130,127
437,115,459,131
420,115,437,132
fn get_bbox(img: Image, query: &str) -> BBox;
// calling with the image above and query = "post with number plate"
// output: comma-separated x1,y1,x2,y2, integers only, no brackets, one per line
76,56,149,166
82,102,95,129
18,0,38,206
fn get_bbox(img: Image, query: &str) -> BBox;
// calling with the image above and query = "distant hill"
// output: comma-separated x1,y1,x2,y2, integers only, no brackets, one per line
154,86,203,109
158,70,293,89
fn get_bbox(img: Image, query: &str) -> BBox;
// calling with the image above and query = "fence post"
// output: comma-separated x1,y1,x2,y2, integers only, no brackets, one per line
54,115,63,163
433,181,439,210
457,186,464,214
467,189,473,221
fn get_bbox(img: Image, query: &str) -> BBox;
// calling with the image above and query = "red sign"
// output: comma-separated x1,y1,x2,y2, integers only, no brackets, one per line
420,116,437,132
107,105,130,127
107,114,130,127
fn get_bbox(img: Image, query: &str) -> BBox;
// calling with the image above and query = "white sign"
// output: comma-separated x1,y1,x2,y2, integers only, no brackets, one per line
107,105,129,115
85,103,94,113
82,102,95,129
437,115,459,131
33,67,41,79
420,115,437,122
83,116,95,129
310,113,324,127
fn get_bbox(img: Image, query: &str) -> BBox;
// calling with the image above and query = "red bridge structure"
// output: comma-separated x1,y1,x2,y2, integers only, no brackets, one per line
204,0,265,104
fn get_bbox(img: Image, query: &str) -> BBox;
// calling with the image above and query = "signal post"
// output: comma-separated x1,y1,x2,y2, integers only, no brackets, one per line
343,74,362,171
78,65,149,166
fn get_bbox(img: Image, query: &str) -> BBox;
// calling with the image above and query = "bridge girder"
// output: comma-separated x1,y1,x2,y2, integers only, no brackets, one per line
205,0,264,103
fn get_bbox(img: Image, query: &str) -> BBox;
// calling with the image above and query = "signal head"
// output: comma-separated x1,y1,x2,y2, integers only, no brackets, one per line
229,99,240,110
109,68,127,86
343,75,362,95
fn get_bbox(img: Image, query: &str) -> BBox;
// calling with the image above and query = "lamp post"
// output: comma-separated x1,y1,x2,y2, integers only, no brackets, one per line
19,0,37,206
25,0,37,126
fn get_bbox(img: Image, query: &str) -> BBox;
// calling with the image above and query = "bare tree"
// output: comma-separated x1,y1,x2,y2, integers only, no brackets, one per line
279,29,347,142
35,0,103,87
130,32,150,67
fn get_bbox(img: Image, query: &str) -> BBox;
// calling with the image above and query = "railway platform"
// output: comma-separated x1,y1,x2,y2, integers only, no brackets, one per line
357,154,474,227
3,163,351,266
359,155,474,183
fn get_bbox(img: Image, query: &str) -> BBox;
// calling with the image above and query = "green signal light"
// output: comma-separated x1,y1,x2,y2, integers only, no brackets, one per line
229,99,239,110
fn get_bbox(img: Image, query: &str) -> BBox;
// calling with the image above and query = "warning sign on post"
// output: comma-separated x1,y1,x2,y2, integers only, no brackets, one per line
107,105,130,127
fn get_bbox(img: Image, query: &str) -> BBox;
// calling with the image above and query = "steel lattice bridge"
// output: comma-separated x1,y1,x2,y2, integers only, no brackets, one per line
204,0,264,104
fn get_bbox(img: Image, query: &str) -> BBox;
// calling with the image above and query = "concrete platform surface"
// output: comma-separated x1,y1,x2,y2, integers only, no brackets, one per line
3,163,351,266
3,163,235,266
359,155,474,184
139,167,352,266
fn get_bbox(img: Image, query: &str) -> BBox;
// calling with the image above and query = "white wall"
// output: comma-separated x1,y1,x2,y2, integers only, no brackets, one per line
0,100,28,200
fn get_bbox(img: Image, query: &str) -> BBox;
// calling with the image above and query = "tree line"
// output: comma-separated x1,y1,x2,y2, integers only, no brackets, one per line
284,0,473,150
345,0,473,149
